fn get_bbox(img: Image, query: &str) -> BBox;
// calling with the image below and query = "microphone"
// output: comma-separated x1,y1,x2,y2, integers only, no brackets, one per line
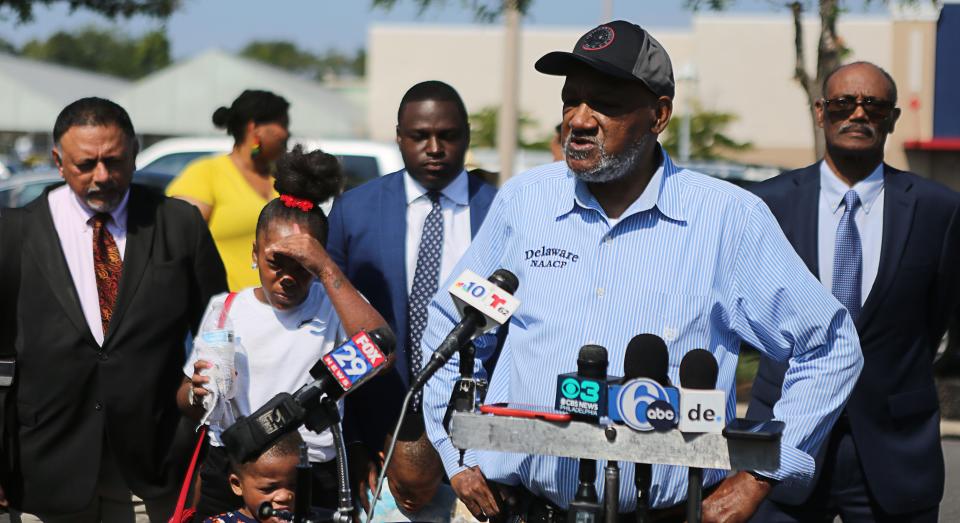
678,349,720,523
619,334,671,523
566,345,607,523
677,349,724,434
410,269,519,393
221,327,396,463
608,335,679,430
555,343,617,420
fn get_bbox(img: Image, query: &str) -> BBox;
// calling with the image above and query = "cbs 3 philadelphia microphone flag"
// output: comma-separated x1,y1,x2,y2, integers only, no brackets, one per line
556,338,726,434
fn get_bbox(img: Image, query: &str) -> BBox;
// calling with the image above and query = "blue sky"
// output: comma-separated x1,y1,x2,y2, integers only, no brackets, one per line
0,0,887,59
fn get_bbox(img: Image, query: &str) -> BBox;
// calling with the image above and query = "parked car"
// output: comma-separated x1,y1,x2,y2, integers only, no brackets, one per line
0,169,174,208
137,137,404,191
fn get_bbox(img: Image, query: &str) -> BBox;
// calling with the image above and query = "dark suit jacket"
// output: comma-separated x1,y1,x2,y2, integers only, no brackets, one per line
325,170,497,450
746,163,960,513
0,184,227,513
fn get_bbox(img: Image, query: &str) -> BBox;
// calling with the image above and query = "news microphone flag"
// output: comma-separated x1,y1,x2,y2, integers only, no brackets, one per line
320,330,388,392
448,269,521,335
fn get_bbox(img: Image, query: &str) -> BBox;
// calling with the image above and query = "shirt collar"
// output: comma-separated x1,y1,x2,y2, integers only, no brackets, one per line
819,160,884,215
404,169,469,206
71,188,130,229
554,146,686,223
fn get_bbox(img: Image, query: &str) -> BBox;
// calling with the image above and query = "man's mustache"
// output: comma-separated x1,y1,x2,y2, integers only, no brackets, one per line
838,123,875,137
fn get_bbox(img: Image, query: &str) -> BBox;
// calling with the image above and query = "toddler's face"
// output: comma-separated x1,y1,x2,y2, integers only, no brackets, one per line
229,453,299,522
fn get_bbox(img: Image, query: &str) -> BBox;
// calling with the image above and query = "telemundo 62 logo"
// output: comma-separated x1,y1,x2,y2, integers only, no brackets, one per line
617,378,677,431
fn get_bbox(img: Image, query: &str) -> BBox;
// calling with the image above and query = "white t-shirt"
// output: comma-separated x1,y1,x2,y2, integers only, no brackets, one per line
184,283,346,462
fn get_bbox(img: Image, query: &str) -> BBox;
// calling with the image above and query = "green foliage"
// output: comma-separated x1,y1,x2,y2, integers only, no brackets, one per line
17,26,170,79
0,35,16,54
0,0,178,23
662,104,752,161
468,105,546,149
371,0,534,22
240,41,365,80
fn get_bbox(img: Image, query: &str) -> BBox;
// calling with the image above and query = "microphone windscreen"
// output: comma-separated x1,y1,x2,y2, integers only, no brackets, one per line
488,269,519,294
679,348,719,389
369,326,397,355
577,344,608,379
624,334,669,385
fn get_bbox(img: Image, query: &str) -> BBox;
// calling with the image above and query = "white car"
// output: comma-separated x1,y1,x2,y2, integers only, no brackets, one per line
136,137,404,192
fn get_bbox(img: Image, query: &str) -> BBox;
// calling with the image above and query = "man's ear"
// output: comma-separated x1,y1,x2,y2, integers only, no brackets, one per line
396,125,402,144
229,473,244,496
651,96,673,135
887,107,902,135
814,99,826,130
52,147,63,171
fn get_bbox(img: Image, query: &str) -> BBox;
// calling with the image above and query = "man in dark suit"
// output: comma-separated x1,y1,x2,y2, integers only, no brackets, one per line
0,98,227,520
748,62,960,521
325,81,496,505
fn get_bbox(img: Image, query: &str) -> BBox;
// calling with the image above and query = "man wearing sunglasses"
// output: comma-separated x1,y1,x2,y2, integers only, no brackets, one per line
747,61,960,522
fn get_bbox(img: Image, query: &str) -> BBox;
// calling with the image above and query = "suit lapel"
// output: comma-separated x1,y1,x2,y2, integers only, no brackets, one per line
791,166,822,278
103,186,155,347
858,165,915,330
467,175,495,238
24,192,96,346
380,173,410,377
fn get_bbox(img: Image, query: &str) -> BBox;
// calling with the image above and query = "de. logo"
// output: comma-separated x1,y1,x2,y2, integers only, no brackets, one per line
617,378,674,431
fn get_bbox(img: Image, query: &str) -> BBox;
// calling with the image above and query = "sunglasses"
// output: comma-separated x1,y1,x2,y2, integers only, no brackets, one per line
822,96,897,120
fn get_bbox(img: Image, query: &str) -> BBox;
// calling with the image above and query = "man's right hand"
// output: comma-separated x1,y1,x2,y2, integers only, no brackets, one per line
450,466,500,521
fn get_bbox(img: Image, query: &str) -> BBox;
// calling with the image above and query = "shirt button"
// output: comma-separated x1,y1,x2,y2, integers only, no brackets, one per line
603,236,612,244
596,288,605,297
95,402,103,411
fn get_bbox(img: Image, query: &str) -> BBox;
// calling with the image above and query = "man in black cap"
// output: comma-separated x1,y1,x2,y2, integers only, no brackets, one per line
421,20,862,523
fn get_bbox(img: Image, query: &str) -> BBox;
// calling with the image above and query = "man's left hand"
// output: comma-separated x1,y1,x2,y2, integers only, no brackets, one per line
700,471,772,523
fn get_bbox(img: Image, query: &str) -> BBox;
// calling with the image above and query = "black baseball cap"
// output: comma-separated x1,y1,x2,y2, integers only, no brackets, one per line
535,20,675,99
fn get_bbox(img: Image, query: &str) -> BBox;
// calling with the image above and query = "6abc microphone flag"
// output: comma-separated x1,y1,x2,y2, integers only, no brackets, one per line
555,335,726,434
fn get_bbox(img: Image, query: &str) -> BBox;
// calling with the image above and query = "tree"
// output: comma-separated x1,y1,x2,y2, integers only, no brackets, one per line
661,103,753,161
468,105,544,149
240,41,366,80
371,0,533,21
241,41,319,76
685,0,921,158
18,26,171,79
0,0,178,23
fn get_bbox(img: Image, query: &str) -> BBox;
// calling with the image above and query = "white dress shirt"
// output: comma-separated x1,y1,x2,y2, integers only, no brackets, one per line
404,170,472,295
48,184,129,346
818,161,885,305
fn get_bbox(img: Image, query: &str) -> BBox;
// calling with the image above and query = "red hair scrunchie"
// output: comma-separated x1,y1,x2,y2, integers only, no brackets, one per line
279,194,315,212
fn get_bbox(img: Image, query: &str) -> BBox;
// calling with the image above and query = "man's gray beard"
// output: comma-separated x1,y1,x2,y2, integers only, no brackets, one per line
565,134,649,183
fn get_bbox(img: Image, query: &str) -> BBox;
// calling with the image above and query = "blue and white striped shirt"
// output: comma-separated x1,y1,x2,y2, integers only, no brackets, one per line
422,150,863,511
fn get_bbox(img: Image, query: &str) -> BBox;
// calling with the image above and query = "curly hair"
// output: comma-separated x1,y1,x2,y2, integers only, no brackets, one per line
255,145,343,245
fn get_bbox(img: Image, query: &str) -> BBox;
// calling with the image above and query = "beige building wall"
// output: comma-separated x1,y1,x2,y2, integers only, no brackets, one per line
368,13,936,171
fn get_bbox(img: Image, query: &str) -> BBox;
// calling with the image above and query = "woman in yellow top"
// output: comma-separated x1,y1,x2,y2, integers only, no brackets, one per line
167,90,291,290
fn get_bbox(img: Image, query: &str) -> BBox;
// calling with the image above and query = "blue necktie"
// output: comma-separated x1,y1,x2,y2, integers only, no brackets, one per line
407,191,443,409
832,190,862,321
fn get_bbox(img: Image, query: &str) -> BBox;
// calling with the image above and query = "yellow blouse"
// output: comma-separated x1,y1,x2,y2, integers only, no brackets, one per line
166,154,277,291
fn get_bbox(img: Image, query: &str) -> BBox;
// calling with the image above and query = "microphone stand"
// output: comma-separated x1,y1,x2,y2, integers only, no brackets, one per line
635,463,651,523
604,462,620,523
686,467,703,523
443,342,480,466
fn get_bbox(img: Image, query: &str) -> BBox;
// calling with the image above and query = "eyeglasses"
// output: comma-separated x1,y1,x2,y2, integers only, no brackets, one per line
821,96,897,120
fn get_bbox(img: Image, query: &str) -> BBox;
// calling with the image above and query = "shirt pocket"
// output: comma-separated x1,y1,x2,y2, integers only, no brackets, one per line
633,291,714,357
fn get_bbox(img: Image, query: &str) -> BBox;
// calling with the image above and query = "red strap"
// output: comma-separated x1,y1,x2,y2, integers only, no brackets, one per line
168,425,206,523
218,291,238,329
169,292,237,521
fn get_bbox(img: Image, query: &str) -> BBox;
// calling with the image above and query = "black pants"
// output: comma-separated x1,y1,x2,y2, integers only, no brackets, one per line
195,445,341,519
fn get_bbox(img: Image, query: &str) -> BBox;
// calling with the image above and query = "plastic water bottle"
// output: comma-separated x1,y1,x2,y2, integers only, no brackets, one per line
197,301,236,400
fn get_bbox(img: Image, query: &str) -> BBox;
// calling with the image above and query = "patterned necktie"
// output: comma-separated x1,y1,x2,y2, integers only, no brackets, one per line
407,191,443,410
92,213,123,336
832,190,862,322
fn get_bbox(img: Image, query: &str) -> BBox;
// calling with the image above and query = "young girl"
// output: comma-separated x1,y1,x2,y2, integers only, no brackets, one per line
176,145,388,517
